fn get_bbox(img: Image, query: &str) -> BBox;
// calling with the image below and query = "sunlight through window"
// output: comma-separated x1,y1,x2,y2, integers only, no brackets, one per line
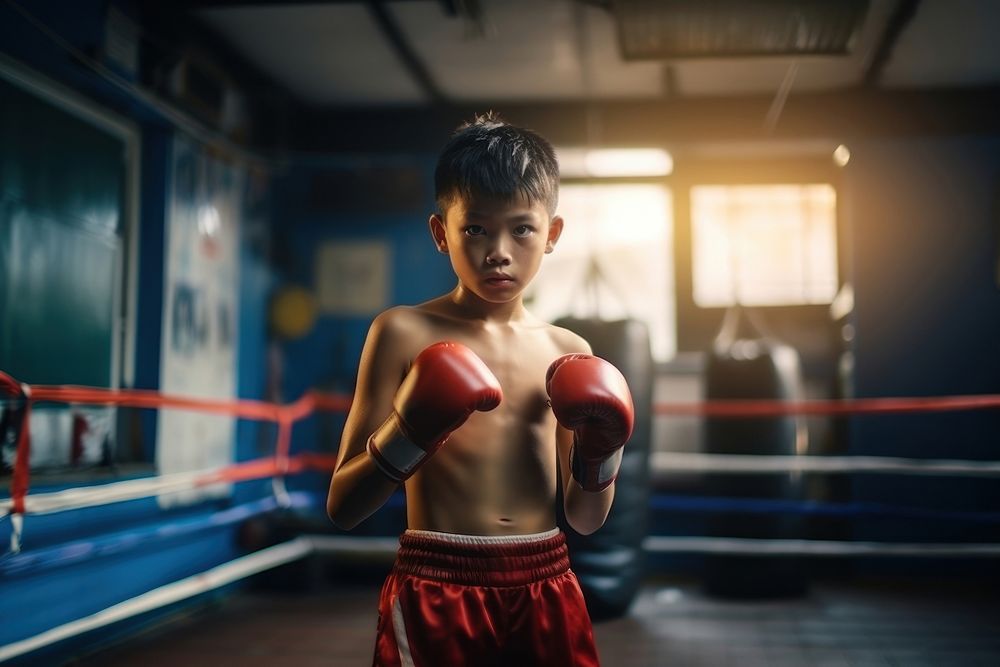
691,184,838,307
527,184,675,361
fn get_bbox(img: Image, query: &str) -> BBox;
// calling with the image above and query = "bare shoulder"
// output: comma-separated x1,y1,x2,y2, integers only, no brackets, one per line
370,302,465,358
368,305,436,356
372,304,430,336
544,322,593,356
353,306,438,396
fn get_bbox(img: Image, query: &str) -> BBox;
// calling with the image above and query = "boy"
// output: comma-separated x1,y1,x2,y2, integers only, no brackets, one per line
326,112,634,667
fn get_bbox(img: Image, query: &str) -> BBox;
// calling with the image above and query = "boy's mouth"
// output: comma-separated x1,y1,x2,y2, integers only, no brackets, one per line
484,273,515,285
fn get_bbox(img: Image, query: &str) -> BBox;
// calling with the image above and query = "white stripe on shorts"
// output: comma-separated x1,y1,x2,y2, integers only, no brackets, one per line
392,595,415,667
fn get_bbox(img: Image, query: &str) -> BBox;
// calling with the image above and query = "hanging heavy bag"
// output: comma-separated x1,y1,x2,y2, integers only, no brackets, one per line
554,316,654,620
701,305,808,598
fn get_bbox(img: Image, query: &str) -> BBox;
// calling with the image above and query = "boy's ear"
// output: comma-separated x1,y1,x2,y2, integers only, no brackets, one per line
545,216,564,254
429,213,448,254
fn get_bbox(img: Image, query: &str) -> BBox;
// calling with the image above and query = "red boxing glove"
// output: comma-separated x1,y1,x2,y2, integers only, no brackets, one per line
368,341,502,482
547,354,634,492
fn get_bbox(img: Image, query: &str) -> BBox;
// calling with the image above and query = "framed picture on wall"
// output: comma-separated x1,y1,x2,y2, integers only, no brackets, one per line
315,240,389,315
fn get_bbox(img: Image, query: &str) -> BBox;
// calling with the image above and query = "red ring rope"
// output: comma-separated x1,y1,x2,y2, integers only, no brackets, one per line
3,369,999,521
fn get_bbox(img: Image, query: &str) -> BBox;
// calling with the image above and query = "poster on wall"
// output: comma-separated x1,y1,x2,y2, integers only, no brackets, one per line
315,240,389,315
157,136,242,507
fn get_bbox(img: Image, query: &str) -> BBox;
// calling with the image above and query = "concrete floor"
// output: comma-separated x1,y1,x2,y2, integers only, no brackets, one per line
69,574,1000,667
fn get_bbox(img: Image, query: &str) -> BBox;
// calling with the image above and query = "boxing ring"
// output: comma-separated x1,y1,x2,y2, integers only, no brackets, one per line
2,369,1000,661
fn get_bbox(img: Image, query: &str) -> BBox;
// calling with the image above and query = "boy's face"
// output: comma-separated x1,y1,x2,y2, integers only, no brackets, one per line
429,194,563,305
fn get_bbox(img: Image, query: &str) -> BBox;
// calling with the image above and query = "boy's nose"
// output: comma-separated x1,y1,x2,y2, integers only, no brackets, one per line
485,243,512,266
485,252,510,266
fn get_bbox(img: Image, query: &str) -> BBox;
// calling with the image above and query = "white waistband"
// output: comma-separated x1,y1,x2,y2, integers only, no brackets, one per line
403,527,560,546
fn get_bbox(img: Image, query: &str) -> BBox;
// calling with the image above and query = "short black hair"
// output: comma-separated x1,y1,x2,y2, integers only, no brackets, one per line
435,111,559,216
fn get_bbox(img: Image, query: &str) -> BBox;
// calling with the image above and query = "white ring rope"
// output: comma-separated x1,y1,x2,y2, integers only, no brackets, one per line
0,466,232,517
5,452,1000,522
642,536,1000,557
652,452,1000,477
305,535,1000,559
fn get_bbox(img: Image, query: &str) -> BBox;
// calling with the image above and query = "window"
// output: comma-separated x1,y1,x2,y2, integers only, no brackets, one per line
691,184,838,307
526,183,675,361
1,64,137,476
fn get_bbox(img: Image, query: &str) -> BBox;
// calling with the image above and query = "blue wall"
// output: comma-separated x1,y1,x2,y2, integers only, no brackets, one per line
270,158,453,514
273,158,452,399
846,136,1000,556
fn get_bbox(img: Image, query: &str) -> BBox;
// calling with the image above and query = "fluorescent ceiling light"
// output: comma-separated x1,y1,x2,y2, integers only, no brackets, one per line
558,148,673,178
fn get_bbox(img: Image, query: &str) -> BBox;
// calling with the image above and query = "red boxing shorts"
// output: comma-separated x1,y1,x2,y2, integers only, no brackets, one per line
372,528,600,667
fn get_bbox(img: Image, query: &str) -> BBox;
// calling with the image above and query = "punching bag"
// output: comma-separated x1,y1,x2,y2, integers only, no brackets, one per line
702,306,807,598
554,317,653,620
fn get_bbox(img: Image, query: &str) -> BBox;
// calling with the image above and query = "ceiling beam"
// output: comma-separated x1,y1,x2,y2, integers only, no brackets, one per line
158,0,453,106
290,86,1000,153
863,0,922,87
366,0,447,105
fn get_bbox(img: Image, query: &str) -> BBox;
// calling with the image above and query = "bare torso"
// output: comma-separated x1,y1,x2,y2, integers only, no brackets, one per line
387,297,581,535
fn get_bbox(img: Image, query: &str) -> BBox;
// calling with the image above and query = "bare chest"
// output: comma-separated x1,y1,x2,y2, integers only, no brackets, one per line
465,333,558,421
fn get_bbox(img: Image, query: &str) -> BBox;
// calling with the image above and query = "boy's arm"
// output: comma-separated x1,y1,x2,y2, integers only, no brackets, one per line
550,344,634,536
326,310,410,530
558,422,615,535
327,310,503,530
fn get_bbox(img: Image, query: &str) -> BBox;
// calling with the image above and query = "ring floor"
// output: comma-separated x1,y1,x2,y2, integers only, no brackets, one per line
70,575,1000,666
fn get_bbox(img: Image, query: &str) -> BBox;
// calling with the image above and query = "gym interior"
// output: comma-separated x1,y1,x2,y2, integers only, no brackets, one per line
2,1,1000,665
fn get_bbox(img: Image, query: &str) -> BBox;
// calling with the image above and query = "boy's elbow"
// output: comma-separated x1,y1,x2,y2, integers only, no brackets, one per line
329,514,360,532
566,515,604,536
326,465,360,530
326,497,361,531
563,485,614,535
563,501,608,535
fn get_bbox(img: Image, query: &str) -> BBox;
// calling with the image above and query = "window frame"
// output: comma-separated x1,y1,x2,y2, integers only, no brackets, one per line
673,156,846,353
553,175,676,361
0,55,140,392
0,56,141,479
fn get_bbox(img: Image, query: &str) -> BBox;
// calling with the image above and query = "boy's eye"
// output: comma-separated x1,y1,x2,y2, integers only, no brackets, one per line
463,225,486,236
513,225,535,237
